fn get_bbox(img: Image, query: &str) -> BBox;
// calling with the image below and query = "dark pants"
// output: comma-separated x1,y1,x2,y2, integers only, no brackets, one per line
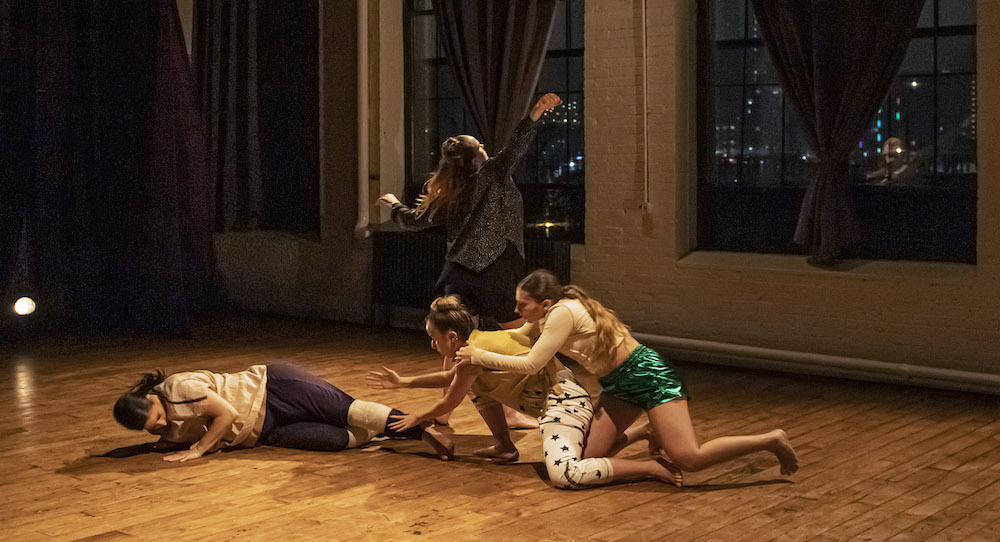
259,361,422,451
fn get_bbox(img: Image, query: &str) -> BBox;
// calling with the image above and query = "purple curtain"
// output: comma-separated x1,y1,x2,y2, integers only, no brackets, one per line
0,0,214,336
193,0,262,231
750,0,925,263
432,0,557,151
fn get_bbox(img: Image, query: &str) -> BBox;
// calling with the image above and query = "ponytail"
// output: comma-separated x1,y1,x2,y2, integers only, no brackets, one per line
129,370,166,395
559,285,630,363
518,269,629,364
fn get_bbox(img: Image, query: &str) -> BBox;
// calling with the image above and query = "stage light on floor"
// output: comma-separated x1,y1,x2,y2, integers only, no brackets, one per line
13,296,36,316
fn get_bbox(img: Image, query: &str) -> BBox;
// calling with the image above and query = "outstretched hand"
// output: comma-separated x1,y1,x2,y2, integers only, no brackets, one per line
366,366,402,389
530,92,563,122
378,193,401,207
163,445,203,463
388,411,423,432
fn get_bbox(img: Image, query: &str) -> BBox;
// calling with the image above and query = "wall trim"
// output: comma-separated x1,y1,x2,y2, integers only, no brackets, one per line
633,332,1000,396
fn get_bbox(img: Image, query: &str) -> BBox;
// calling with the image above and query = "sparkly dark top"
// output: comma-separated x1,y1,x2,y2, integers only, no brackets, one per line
392,117,539,273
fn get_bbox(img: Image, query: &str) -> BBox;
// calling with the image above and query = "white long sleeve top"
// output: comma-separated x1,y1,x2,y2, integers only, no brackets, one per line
471,298,622,377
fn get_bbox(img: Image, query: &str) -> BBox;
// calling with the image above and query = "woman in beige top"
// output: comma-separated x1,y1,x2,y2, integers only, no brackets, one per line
112,361,451,462
455,269,799,478
367,295,683,489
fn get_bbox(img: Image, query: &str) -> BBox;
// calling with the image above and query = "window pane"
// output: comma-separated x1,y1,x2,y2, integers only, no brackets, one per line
853,102,888,182
411,15,437,60
742,86,782,185
936,74,977,179
917,0,934,28
746,44,777,84
541,57,568,93
712,45,745,86
436,64,461,99
568,56,583,91
783,103,815,187
437,98,464,144
709,86,743,184
938,35,976,74
857,79,934,186
569,0,584,49
566,91,584,184
712,0,745,41
537,119,568,182
891,77,935,184
939,0,976,26
747,3,762,39
409,100,438,195
898,37,934,75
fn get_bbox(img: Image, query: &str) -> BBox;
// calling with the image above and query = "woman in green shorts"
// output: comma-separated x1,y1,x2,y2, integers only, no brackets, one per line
455,269,800,478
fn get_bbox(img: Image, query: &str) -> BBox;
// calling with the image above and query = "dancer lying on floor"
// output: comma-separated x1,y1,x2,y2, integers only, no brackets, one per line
113,361,452,462
455,269,800,478
366,295,683,489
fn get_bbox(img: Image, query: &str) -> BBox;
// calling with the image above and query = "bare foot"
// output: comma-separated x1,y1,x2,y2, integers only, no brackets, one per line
504,408,539,430
651,452,684,487
473,445,519,463
432,417,450,426
770,429,799,476
421,424,455,460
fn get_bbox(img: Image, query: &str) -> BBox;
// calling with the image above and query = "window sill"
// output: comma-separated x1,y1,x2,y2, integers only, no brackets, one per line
677,251,977,283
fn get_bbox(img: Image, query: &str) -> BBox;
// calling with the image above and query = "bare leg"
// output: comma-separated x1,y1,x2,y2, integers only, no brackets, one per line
473,402,519,462
583,394,643,458
648,400,799,475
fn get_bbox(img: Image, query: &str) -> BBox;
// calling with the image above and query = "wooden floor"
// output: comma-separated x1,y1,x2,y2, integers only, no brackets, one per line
2,313,999,541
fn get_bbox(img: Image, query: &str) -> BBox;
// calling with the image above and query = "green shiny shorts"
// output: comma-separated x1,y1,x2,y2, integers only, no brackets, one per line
598,344,688,411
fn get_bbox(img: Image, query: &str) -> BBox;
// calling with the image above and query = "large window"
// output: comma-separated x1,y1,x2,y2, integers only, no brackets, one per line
404,0,585,242
698,0,976,263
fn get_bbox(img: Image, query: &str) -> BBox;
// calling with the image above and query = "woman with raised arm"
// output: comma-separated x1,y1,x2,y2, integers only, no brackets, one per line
378,93,563,430
367,295,683,489
113,361,452,462
455,270,800,478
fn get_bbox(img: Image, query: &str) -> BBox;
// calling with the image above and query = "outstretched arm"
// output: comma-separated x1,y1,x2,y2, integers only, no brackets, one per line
486,93,563,176
366,365,457,390
377,193,436,231
388,366,480,431
455,305,573,374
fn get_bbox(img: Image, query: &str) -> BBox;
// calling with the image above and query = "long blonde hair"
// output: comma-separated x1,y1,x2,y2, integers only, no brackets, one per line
518,269,629,364
415,135,481,218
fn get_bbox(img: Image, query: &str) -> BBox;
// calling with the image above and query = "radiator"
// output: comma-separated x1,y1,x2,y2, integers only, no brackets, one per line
372,227,570,309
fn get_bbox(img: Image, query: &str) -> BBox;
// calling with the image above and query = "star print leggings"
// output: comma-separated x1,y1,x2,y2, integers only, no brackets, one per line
542,369,614,489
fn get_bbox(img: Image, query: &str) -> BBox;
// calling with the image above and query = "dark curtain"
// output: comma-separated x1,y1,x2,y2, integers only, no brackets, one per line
750,0,925,263
432,0,557,151
193,0,262,231
0,0,214,336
